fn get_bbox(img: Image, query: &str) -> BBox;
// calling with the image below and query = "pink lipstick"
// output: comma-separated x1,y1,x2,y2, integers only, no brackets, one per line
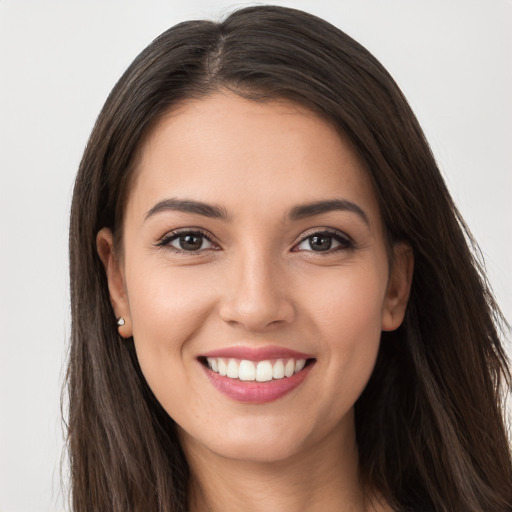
199,346,315,403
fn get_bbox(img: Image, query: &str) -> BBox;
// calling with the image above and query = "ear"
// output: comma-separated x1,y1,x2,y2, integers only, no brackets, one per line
96,228,132,338
381,242,414,332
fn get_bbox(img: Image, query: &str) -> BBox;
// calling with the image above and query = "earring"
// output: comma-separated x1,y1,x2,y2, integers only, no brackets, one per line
117,317,125,327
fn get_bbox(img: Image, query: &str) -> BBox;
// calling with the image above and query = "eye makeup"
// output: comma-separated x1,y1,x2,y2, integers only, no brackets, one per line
155,228,220,254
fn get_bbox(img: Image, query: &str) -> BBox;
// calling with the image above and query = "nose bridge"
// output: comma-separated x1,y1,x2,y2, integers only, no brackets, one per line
220,243,294,330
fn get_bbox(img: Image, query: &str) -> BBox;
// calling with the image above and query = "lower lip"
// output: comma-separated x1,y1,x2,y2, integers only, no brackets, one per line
202,362,314,404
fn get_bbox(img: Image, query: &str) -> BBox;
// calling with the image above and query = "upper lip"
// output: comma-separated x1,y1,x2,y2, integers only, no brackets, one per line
200,345,314,361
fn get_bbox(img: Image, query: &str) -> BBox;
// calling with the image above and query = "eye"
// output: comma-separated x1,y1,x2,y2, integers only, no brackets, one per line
157,230,217,252
294,230,353,253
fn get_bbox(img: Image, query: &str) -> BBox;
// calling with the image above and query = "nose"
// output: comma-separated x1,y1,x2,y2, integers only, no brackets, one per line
218,250,295,332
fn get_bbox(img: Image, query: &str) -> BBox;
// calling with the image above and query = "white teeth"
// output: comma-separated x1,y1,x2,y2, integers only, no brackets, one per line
227,359,239,379
239,360,256,381
295,359,306,372
284,359,295,377
218,358,227,376
272,360,285,379
256,361,273,382
206,357,308,381
207,357,218,373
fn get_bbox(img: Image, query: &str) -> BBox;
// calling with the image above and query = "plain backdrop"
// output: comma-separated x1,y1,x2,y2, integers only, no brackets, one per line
0,1,510,510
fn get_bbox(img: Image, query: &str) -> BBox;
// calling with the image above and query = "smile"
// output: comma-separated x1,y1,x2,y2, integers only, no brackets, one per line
199,346,316,403
205,357,307,381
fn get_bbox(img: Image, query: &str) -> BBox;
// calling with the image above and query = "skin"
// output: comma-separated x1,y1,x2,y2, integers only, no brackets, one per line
98,92,413,512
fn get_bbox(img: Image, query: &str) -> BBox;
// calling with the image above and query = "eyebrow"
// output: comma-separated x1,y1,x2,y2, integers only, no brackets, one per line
289,199,369,225
145,197,369,226
145,198,228,221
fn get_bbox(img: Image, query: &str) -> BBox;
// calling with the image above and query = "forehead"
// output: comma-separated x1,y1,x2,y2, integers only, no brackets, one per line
127,92,381,226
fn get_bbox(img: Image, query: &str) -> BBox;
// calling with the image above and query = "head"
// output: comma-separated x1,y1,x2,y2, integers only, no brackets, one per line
68,5,511,512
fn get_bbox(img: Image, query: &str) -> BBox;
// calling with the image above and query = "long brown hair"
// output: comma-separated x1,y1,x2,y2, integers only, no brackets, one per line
67,5,512,511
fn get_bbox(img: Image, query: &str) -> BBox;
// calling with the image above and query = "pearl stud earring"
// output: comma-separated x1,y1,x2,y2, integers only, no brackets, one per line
117,317,125,327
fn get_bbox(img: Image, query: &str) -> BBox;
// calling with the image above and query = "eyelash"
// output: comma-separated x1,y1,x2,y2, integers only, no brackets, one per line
293,228,355,254
155,228,355,254
156,229,219,254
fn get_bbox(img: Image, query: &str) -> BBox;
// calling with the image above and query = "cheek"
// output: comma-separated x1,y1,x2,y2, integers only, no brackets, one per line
302,261,387,335
299,262,387,389
128,260,215,335
124,261,217,385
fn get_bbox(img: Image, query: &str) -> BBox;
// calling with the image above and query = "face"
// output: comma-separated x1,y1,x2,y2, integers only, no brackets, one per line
98,92,412,464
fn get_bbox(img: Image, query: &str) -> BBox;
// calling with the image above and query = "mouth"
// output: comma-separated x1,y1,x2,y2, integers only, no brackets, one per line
199,356,315,382
198,348,316,403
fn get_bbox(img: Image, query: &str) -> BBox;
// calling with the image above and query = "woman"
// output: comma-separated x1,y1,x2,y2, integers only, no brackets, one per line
67,5,512,511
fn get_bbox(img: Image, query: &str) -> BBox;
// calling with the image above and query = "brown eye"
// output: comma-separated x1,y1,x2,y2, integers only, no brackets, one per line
177,233,205,251
308,235,332,251
158,231,216,252
295,230,353,253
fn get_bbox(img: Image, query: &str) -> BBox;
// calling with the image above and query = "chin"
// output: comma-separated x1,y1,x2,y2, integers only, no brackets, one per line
207,434,306,464
180,411,337,465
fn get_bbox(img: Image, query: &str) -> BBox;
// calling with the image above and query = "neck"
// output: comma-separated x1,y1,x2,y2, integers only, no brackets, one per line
182,413,381,512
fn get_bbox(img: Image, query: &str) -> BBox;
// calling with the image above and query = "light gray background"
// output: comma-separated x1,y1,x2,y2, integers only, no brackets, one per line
1,1,510,510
